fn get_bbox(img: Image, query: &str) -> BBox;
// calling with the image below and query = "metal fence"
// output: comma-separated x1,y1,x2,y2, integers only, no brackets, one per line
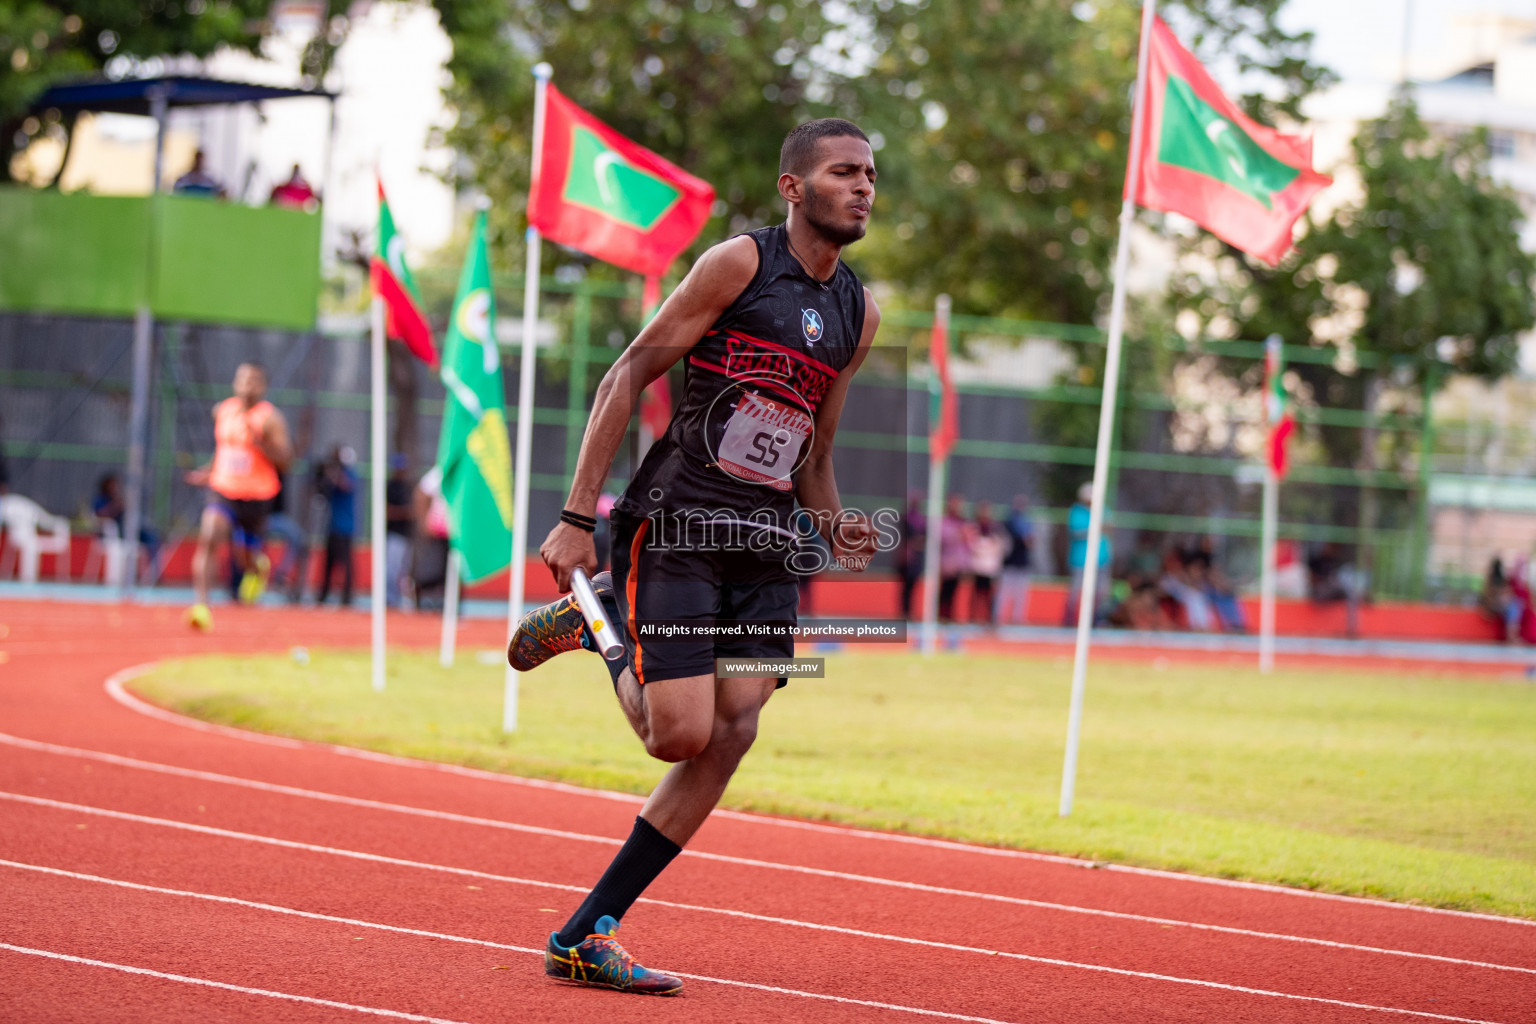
0,277,1473,599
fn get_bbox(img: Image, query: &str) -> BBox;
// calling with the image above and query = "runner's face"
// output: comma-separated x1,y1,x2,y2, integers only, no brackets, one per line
800,136,876,247
233,365,266,403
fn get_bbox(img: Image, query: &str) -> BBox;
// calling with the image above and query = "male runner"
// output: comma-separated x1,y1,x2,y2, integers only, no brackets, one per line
508,118,881,995
184,362,293,630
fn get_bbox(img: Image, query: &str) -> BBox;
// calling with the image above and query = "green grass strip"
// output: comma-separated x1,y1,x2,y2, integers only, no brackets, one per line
133,649,1536,919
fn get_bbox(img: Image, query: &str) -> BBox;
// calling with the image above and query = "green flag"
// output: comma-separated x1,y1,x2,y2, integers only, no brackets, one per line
434,211,514,583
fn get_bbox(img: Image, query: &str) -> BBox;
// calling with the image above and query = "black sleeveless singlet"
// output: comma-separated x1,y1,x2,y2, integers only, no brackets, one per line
615,223,866,520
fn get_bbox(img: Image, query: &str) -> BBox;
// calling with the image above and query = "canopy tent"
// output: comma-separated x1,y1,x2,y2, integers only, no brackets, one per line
34,74,335,118
23,74,337,597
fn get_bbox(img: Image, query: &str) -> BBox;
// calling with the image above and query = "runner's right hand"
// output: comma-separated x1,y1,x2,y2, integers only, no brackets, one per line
541,521,598,593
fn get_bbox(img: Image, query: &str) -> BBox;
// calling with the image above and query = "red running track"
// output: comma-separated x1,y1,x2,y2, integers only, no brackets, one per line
0,600,1532,1023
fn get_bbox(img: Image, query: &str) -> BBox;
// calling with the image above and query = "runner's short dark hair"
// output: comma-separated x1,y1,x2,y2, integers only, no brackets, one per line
236,360,268,378
779,118,869,177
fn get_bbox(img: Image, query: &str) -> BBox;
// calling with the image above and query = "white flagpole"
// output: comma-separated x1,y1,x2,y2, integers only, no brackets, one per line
440,548,461,668
1259,465,1278,673
370,295,388,692
920,294,951,655
1059,0,1157,817
503,61,553,733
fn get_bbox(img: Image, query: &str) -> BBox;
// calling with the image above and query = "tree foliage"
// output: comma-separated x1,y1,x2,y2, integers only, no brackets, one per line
1181,97,1535,387
431,0,1331,323
2,0,270,179
830,0,1332,323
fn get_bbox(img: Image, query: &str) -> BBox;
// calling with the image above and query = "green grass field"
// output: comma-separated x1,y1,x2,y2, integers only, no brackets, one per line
134,649,1536,918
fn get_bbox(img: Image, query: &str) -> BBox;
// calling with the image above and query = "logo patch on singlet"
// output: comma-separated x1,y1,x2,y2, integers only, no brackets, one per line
801,308,823,345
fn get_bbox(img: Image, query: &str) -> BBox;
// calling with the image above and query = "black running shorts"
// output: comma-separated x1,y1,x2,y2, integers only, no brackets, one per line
211,494,272,539
609,508,797,687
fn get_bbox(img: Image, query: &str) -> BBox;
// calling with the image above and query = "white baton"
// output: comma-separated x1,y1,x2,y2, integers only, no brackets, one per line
571,566,624,661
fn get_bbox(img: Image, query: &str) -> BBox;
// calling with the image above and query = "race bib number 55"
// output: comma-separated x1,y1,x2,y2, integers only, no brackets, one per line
717,392,812,491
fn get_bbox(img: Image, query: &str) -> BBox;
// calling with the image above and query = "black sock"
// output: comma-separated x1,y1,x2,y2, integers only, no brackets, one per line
555,815,681,947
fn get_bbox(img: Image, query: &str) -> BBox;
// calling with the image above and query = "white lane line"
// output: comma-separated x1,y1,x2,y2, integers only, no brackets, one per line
98,665,1536,927
3,734,1532,977
0,862,1017,1024
0,943,478,1024
0,859,1513,1024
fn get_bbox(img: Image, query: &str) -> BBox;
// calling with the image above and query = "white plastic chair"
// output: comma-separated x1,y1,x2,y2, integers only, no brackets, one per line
82,518,139,586
0,494,73,583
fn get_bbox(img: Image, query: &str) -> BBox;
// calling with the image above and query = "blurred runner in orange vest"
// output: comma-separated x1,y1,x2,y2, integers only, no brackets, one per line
183,362,292,630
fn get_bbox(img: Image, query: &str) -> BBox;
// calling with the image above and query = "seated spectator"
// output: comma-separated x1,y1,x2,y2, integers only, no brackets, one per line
1160,547,1217,632
269,164,319,211
1507,558,1536,644
1307,542,1348,603
1192,536,1249,633
90,471,160,563
1480,557,1524,643
173,150,224,198
1308,542,1364,637
1107,575,1175,631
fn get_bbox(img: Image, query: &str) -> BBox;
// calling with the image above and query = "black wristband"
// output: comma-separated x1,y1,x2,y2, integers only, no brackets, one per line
560,510,597,533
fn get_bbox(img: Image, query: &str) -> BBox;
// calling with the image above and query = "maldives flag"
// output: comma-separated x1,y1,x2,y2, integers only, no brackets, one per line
1130,17,1331,266
528,85,715,279
1264,334,1295,477
928,303,959,464
371,182,436,366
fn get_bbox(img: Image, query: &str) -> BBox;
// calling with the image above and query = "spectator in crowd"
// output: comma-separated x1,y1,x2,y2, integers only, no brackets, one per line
938,493,971,622
173,150,224,198
269,164,319,211
897,491,926,620
1064,482,1111,626
1506,557,1536,644
1161,547,1217,631
1307,542,1348,603
412,465,452,610
90,471,161,566
995,494,1034,625
1480,557,1525,643
1308,541,1364,637
384,455,415,608
968,501,1005,624
1189,536,1249,632
314,444,358,606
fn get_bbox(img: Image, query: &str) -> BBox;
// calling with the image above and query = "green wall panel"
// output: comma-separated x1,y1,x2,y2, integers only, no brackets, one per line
0,189,149,316
151,197,321,329
0,187,319,329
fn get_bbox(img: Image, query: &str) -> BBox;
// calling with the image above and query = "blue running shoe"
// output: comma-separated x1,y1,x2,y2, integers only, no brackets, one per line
507,571,614,671
543,915,682,996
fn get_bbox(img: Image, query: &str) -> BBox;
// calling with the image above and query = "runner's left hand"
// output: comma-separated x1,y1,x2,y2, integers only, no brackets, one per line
831,512,878,572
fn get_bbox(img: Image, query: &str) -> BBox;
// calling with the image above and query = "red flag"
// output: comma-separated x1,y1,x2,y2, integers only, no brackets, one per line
1129,18,1331,266
928,301,958,463
370,181,436,365
529,85,715,278
639,373,672,445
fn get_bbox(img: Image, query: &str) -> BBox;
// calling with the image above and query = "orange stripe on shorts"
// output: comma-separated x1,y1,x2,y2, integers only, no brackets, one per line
626,517,650,686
